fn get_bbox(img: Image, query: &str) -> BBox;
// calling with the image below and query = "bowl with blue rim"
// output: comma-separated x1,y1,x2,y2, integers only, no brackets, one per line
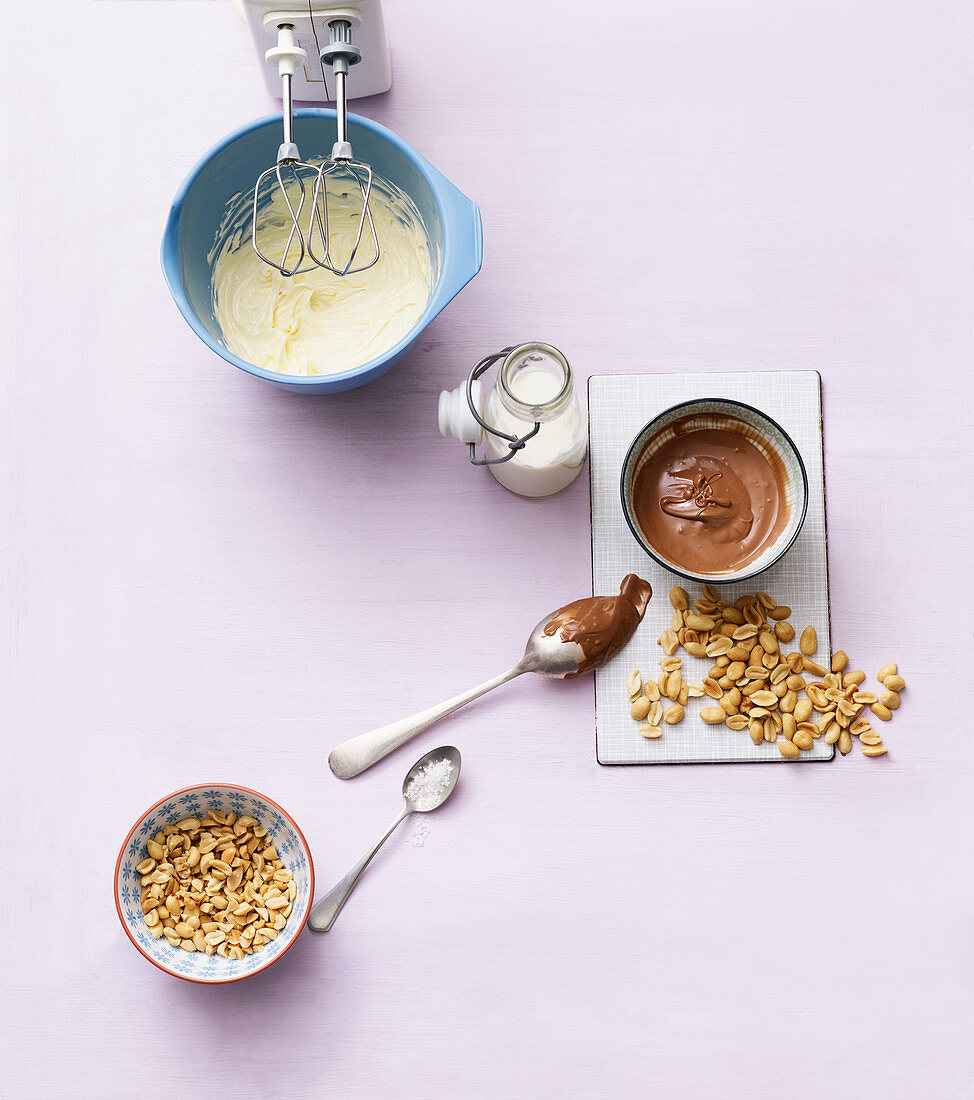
115,783,314,983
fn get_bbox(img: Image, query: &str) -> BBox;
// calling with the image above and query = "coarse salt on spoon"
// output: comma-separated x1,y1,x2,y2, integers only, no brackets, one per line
308,745,461,932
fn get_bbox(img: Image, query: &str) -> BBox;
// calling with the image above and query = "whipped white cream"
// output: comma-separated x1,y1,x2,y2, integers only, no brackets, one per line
210,174,432,376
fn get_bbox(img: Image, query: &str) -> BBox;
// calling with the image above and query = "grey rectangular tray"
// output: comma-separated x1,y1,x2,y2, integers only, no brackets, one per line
588,371,833,764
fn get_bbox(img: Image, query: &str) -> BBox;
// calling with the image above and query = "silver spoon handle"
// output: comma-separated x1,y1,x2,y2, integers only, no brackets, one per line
328,665,527,779
307,806,410,932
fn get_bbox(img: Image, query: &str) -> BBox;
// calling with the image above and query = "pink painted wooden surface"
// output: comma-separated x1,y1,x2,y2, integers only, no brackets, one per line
3,1,972,1096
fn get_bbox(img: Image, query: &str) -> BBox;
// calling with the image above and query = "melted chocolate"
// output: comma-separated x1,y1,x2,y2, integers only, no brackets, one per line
632,420,787,575
543,574,653,676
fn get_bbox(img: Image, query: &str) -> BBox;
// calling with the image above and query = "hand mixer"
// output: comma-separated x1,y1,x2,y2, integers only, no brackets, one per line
240,2,389,277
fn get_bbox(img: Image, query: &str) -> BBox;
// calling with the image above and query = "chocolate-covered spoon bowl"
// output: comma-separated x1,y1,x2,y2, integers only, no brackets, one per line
328,576,652,778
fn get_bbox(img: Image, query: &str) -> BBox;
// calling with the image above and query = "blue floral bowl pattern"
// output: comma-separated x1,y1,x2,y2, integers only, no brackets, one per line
115,784,314,983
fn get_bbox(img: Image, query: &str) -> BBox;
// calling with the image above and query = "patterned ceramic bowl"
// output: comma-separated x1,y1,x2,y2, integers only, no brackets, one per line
620,398,808,584
115,784,314,984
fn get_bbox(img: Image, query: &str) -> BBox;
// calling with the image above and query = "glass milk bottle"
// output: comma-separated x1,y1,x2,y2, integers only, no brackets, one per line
481,344,587,496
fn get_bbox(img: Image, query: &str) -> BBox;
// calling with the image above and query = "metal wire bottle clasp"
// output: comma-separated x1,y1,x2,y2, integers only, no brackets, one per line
466,348,540,466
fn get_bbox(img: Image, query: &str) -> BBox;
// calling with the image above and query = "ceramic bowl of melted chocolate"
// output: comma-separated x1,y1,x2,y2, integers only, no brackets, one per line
621,399,808,584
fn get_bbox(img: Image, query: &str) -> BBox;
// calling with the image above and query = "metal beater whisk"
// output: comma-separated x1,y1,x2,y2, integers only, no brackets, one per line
251,20,380,279
251,23,325,277
313,19,380,276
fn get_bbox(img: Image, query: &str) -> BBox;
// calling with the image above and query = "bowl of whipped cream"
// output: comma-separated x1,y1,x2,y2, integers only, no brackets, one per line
162,110,482,393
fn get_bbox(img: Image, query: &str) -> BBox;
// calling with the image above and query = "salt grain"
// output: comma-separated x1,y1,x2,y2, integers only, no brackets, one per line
405,758,455,810
408,818,431,848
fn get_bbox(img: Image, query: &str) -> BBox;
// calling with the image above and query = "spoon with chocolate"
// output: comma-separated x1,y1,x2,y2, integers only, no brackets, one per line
328,575,652,779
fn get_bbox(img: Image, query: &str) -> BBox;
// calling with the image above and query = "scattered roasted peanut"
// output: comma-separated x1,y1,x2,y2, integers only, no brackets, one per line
659,629,679,655
630,697,651,721
702,678,723,699
876,662,897,681
748,690,776,708
685,614,716,631
870,701,892,722
669,586,689,611
793,699,813,724
779,739,800,758
639,724,663,739
743,604,764,628
626,670,642,700
880,689,901,710
636,586,902,761
883,674,905,693
663,671,680,702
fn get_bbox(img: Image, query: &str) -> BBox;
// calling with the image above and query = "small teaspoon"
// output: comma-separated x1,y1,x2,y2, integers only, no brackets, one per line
307,745,461,932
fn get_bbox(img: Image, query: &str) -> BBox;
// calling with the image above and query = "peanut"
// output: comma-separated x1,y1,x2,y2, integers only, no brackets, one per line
880,689,901,710
626,670,642,700
669,586,689,611
630,697,651,721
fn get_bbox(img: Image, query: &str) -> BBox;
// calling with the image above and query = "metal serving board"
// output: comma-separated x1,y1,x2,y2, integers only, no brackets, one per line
588,371,832,765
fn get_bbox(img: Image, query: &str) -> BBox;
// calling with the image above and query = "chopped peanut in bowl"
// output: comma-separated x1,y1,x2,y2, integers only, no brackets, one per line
137,808,296,960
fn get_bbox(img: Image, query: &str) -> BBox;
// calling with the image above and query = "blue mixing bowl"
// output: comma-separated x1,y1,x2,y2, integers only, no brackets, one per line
161,110,483,393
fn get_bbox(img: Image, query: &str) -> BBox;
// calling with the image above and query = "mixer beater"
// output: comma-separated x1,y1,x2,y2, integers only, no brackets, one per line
251,16,380,278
